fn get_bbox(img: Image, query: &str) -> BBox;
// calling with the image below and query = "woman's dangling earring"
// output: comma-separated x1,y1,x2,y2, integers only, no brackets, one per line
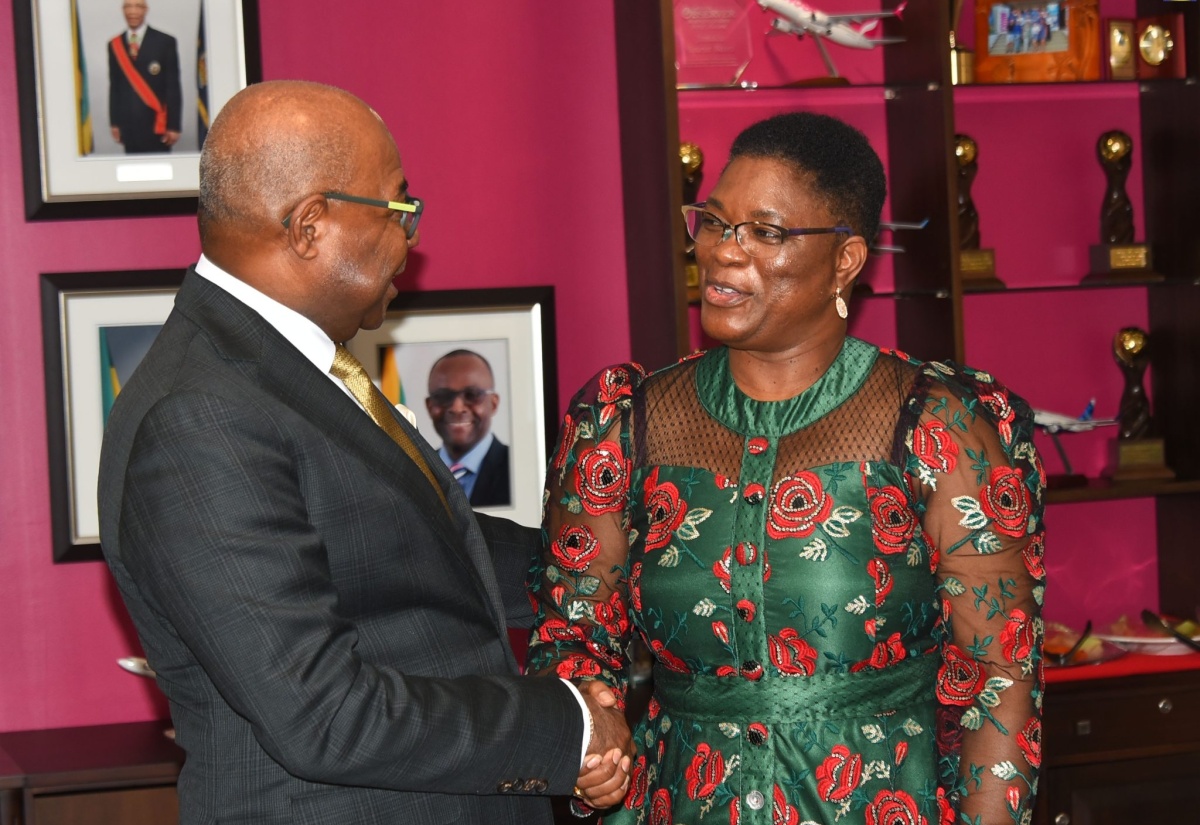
835,287,849,320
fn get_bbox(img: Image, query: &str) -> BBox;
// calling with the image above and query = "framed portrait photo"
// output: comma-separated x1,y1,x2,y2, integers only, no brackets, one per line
41,269,185,562
13,0,261,220
973,0,1100,83
346,287,558,529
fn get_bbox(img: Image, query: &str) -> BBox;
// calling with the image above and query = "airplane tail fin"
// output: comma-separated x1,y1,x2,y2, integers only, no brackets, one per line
895,1,907,20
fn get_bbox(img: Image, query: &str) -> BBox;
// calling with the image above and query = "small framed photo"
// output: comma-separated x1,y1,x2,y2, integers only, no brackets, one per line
13,0,261,220
41,269,185,562
973,0,1101,83
347,287,558,529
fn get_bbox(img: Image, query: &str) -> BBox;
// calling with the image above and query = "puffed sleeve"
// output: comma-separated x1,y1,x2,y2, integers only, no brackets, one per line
525,364,647,706
906,362,1046,823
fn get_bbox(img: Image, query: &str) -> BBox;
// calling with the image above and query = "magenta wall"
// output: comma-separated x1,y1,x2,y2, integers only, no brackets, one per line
0,1,629,733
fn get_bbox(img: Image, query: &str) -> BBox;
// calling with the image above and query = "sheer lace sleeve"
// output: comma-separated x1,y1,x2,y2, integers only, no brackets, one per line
525,364,647,707
905,362,1046,824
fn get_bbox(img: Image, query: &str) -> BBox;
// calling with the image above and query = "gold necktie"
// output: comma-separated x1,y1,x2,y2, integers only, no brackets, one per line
129,32,139,58
330,344,450,515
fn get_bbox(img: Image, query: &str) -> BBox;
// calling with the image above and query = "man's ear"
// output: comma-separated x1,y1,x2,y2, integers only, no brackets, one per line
283,194,329,260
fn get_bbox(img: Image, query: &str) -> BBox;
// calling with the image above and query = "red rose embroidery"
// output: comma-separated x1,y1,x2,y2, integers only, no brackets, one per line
598,366,634,403
936,788,955,825
767,472,832,539
574,441,630,515
628,562,643,612
980,388,1016,447
773,785,799,825
768,628,818,676
912,419,959,473
865,788,923,825
713,548,733,594
894,740,908,766
1016,716,1041,768
1001,609,1036,663
651,640,689,673
594,590,629,637
553,414,575,471
650,789,672,825
1022,533,1045,578
868,484,916,554
626,754,648,809
851,632,907,672
555,655,600,680
552,524,600,572
644,468,687,551
736,599,756,622
936,705,965,755
715,665,737,677
712,621,730,645
1006,785,1022,814
685,743,724,800
815,744,863,802
729,797,741,825
979,466,1031,537
937,644,986,706
537,617,583,644
868,558,894,607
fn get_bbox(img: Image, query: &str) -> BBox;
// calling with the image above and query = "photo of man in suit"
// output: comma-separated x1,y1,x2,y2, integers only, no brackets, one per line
107,0,181,153
427,349,512,507
97,80,630,824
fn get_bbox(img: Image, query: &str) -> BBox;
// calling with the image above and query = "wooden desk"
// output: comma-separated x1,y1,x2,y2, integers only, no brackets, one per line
0,721,181,825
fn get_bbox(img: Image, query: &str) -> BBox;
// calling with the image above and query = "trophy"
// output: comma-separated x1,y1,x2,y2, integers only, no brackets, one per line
680,141,704,300
1088,130,1155,278
955,134,1002,288
949,0,973,85
1107,327,1174,482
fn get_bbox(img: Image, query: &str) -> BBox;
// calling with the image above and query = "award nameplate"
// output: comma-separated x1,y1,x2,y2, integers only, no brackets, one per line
673,0,754,88
1106,19,1136,81
1135,14,1187,80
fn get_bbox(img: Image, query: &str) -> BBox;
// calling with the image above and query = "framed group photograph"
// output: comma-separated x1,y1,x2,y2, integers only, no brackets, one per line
41,269,184,562
13,0,261,220
347,287,558,530
973,0,1100,83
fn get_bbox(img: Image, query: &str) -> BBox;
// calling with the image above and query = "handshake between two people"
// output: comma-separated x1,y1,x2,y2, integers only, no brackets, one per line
575,679,635,810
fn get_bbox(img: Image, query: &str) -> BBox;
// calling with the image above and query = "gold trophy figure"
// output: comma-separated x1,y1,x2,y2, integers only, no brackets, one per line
680,141,704,300
1108,327,1174,481
1088,130,1155,278
955,134,1002,288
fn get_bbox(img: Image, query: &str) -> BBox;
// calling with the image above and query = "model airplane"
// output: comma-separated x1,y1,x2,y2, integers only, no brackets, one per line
757,0,907,77
1033,400,1117,434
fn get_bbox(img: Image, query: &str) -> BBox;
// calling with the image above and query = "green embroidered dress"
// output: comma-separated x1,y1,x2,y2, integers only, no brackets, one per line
529,339,1045,825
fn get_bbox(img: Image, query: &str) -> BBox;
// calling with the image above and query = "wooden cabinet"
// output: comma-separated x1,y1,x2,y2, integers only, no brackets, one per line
1036,667,1200,825
0,722,181,825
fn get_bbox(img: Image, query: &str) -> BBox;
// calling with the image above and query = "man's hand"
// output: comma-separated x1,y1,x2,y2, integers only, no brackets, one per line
163,130,181,146
111,127,122,143
576,680,633,809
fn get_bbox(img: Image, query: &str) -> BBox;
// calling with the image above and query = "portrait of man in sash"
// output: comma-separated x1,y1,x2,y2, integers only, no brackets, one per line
106,0,182,153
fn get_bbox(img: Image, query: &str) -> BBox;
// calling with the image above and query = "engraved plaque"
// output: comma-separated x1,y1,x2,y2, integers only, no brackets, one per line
674,0,754,88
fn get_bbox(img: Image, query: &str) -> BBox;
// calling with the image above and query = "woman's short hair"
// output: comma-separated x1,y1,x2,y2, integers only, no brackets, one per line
728,111,887,244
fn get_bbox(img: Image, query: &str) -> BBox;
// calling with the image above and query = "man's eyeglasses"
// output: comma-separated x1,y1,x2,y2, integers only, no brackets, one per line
282,192,424,239
681,203,850,259
427,387,495,408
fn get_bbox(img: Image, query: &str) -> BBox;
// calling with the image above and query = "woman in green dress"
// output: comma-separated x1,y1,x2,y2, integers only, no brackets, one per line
530,112,1045,825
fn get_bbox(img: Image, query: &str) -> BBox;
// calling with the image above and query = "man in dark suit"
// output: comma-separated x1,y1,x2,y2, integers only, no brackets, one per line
107,1,181,153
98,80,630,824
427,349,512,507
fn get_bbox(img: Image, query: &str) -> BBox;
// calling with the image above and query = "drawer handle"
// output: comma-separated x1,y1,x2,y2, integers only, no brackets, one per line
1055,814,1071,825
1158,698,1173,714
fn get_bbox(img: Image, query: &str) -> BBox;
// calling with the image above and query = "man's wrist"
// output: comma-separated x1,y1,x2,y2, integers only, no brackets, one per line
560,678,592,768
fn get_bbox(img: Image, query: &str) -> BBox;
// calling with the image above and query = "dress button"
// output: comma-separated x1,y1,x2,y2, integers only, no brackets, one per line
740,660,763,680
743,483,765,504
734,542,758,565
746,790,765,810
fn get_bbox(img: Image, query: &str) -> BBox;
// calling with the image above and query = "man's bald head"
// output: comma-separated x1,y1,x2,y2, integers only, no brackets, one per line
197,80,392,249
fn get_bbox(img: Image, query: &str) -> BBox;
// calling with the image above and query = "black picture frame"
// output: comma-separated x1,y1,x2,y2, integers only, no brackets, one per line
347,287,559,528
42,268,186,563
13,0,261,220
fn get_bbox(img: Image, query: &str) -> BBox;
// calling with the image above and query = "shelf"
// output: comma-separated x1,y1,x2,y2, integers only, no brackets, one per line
1046,478,1200,505
961,276,1200,295
954,80,1143,104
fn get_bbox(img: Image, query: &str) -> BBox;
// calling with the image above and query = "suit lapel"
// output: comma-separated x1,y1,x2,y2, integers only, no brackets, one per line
174,272,512,637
